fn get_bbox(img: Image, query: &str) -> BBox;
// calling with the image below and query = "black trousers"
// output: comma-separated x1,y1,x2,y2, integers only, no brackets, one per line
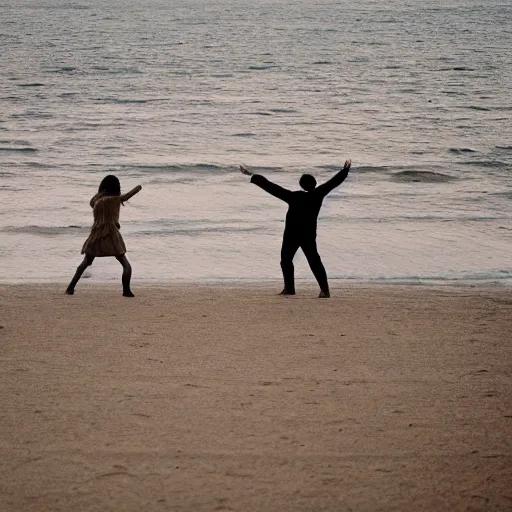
280,233,329,293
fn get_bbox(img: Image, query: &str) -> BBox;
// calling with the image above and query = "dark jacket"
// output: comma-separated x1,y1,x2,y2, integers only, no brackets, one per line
251,168,349,238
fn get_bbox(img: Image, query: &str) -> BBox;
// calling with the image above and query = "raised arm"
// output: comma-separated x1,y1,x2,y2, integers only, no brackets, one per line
120,185,142,203
315,160,351,198
240,165,292,203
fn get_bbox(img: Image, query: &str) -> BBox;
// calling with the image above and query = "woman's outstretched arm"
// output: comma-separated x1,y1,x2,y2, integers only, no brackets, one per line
240,165,292,203
120,185,142,203
315,160,352,197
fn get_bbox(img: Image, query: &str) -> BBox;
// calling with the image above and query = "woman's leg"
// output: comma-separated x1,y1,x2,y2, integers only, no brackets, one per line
115,254,134,297
66,254,95,294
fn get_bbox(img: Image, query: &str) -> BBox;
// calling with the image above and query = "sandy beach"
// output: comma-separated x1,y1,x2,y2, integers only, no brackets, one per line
0,283,511,511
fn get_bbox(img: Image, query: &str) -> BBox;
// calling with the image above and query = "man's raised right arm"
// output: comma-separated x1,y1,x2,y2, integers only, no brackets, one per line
240,165,292,203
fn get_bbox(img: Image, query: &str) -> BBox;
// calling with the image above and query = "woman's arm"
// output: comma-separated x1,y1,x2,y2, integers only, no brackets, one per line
89,192,105,208
240,165,292,203
120,185,142,203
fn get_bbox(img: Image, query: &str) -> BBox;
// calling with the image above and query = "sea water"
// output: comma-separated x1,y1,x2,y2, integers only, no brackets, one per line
1,0,511,285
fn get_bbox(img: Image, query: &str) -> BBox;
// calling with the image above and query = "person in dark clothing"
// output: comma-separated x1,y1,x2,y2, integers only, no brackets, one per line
240,160,351,298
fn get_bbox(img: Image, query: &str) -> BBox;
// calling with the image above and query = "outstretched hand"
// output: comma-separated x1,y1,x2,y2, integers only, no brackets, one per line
343,159,352,171
239,164,252,177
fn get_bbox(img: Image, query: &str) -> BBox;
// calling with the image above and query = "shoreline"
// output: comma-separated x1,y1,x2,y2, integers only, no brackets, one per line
1,276,511,288
1,283,511,511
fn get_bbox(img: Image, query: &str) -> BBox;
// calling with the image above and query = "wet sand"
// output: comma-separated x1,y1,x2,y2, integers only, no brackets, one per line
1,283,511,511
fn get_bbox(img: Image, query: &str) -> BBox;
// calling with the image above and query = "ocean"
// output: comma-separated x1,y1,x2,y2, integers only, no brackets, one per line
1,0,511,286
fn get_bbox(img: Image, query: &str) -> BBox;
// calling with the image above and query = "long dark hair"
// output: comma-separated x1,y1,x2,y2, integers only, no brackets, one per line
98,175,121,196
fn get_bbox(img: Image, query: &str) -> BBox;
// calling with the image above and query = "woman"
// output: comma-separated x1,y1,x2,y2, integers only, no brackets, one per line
66,175,142,297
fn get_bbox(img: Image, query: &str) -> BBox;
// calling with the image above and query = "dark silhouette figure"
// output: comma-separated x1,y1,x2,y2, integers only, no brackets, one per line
66,175,142,297
240,160,351,298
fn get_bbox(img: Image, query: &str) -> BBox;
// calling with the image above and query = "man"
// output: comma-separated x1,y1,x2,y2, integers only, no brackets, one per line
240,160,351,298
